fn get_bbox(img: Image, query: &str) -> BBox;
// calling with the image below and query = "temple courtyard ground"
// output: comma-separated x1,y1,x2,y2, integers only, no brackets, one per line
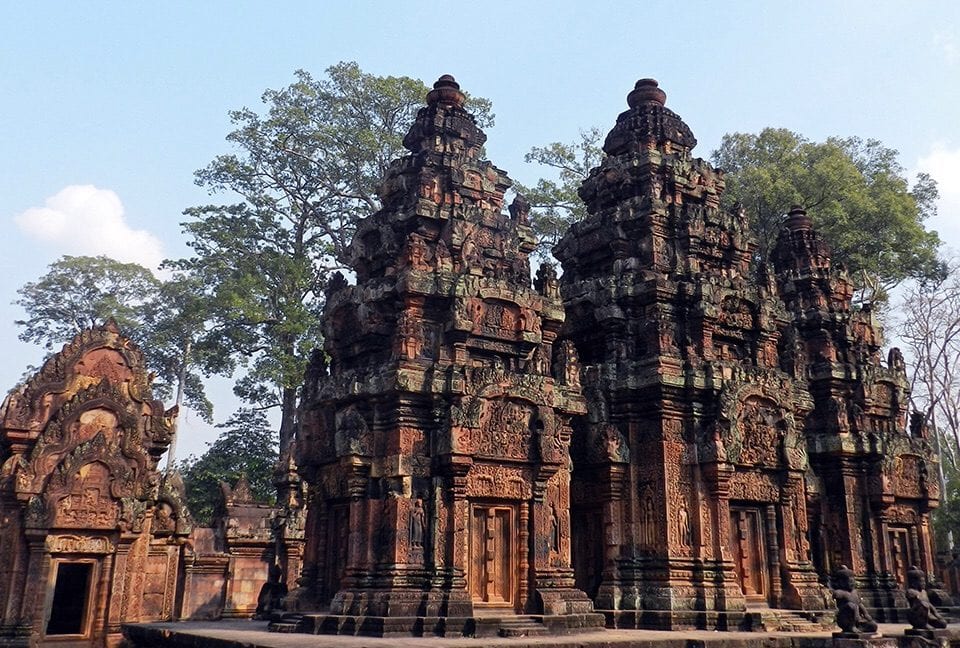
123,619,960,648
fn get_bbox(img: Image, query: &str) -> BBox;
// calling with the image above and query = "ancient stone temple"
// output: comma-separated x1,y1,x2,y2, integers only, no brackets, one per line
0,322,183,646
294,75,602,636
553,79,940,629
0,323,298,647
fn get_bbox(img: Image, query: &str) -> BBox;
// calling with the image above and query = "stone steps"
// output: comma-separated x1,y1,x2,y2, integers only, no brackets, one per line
754,608,833,633
497,615,549,637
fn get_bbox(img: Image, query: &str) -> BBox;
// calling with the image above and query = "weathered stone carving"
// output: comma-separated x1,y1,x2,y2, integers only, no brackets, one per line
905,565,947,631
832,565,878,635
0,322,186,645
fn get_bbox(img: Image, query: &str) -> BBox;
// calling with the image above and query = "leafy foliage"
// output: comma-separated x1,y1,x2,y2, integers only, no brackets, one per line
516,127,604,259
712,129,944,300
15,255,160,349
175,62,493,450
14,255,215,424
179,408,278,526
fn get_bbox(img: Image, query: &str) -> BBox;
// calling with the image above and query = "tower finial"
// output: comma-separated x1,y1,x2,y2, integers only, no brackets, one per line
627,78,666,108
786,205,812,232
426,74,465,108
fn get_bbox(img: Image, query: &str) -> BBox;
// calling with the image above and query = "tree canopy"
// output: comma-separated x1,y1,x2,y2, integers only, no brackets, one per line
712,129,943,300
898,263,960,545
15,255,159,348
175,62,493,451
14,255,214,423
179,408,278,526
514,127,604,259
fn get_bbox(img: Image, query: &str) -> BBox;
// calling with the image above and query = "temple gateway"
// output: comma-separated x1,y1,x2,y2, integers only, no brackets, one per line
294,76,943,634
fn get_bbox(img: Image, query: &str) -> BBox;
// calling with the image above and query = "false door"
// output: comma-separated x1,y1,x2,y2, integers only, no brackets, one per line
729,506,767,603
322,503,350,604
889,527,913,587
469,504,517,609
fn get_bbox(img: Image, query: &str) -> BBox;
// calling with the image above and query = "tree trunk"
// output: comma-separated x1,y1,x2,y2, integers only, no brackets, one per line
165,340,191,473
279,385,298,454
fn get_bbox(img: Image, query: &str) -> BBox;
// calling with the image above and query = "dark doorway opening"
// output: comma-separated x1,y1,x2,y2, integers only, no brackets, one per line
46,562,92,636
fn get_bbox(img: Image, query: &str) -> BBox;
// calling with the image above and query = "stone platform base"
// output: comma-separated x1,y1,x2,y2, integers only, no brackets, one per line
600,608,749,631
832,633,896,648
287,611,605,637
120,619,960,648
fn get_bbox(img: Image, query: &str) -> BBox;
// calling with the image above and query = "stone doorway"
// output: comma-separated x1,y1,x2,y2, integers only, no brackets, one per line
322,503,350,604
571,506,603,599
888,527,914,587
729,506,768,604
469,503,518,611
44,559,96,638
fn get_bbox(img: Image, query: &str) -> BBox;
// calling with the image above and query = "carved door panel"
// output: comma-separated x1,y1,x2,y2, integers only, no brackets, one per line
322,504,350,603
889,527,912,587
469,504,516,609
729,507,767,602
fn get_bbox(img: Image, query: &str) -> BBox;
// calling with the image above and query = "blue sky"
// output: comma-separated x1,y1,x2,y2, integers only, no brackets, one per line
2,1,959,459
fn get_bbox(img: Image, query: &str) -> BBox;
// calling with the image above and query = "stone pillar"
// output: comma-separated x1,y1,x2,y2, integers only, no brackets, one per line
877,510,892,577
518,502,530,612
766,504,783,606
18,540,49,641
919,514,934,576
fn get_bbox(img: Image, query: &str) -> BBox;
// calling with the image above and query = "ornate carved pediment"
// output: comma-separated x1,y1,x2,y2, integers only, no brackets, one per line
17,388,151,498
2,322,152,428
714,372,798,468
27,385,135,461
33,432,147,531
50,460,120,530
473,399,534,460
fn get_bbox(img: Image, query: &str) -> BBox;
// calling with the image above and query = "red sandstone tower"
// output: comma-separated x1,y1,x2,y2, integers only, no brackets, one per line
555,80,831,629
295,76,601,636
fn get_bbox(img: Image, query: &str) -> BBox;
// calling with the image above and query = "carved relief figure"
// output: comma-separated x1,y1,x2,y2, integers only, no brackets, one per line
410,499,425,548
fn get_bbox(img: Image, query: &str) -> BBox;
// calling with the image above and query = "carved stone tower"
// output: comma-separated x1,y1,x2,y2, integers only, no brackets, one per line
555,80,827,629
296,76,602,636
772,207,941,617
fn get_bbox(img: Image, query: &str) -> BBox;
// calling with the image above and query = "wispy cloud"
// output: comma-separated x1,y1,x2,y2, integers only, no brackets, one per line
14,185,164,270
934,29,959,65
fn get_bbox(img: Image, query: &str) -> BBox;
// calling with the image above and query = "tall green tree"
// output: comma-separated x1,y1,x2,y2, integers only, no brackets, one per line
14,255,215,430
179,408,278,526
177,62,493,451
712,129,943,301
515,127,604,259
15,255,160,348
